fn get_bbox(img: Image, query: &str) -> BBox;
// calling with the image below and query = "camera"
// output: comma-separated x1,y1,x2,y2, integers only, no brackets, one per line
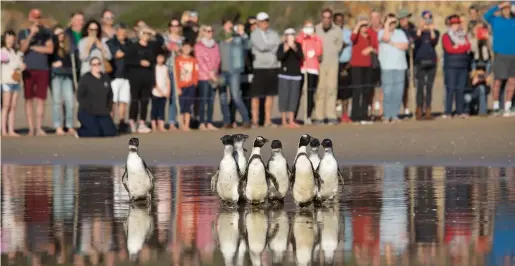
425,18,433,24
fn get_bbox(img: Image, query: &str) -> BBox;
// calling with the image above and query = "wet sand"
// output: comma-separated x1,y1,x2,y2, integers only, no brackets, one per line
2,116,515,166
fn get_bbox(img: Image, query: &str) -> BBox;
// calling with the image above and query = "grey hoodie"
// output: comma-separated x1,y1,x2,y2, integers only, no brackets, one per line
250,27,281,69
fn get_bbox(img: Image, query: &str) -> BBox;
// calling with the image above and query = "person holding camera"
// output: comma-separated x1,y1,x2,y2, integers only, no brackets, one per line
484,1,515,116
414,10,440,120
78,20,112,76
378,14,409,122
464,65,490,116
18,9,54,136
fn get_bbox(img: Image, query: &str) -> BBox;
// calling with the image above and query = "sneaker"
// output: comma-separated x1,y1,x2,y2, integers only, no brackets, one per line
340,114,352,123
312,119,324,126
404,108,410,115
503,110,513,117
327,119,338,125
137,124,152,134
305,118,312,125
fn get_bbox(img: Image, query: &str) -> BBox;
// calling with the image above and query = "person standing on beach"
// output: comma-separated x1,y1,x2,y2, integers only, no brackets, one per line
175,42,199,132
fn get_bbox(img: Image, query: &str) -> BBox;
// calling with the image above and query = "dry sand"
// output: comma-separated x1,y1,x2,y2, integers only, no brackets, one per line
2,117,514,166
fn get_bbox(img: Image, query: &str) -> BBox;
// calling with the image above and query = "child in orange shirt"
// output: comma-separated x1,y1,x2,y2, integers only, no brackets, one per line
174,42,199,131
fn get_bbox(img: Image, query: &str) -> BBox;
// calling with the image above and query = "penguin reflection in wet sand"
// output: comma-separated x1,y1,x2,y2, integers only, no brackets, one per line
291,210,319,266
232,134,249,176
314,206,341,265
291,134,323,208
267,140,290,202
211,135,241,206
316,139,344,204
308,138,321,170
124,204,154,262
241,209,270,266
122,137,155,203
212,208,241,266
267,209,290,265
240,136,279,205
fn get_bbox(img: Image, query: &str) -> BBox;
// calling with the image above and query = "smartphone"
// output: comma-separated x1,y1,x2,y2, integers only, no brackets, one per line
425,18,433,24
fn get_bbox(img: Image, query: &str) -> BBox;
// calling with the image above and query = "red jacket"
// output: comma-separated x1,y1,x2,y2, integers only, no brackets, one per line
442,34,471,54
350,29,379,67
296,32,323,74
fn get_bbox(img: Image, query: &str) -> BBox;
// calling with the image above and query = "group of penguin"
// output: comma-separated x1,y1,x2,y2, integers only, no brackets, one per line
211,133,344,208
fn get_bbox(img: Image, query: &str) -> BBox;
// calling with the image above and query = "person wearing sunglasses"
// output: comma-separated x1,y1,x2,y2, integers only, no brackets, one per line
101,9,116,41
76,57,117,137
78,19,112,76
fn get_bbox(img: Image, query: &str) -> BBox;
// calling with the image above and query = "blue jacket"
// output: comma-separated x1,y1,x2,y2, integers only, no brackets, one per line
414,29,440,63
218,32,249,73
484,6,515,55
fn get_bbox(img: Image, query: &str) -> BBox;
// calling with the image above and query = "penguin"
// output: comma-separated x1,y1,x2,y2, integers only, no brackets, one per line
232,134,249,176
212,208,242,266
308,138,321,170
241,209,270,266
316,139,344,203
240,136,279,205
124,203,154,262
211,135,241,206
122,137,154,203
267,140,291,202
314,206,341,265
290,210,319,266
290,134,323,208
267,209,290,265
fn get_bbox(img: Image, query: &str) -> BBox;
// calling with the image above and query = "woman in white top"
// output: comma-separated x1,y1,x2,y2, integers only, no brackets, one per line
151,52,171,132
1,30,25,136
78,20,112,76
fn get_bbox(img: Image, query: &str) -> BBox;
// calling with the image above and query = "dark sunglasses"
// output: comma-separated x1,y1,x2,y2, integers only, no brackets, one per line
90,62,101,66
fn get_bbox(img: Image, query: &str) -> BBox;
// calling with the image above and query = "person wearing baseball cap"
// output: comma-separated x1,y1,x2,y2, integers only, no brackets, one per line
484,2,515,116
396,9,416,117
18,8,54,136
442,14,471,118
249,11,281,127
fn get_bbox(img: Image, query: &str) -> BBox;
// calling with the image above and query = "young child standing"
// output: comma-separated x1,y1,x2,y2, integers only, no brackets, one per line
174,42,198,131
151,52,171,132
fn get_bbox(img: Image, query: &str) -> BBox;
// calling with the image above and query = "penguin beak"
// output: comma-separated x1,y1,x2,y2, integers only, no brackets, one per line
264,138,269,143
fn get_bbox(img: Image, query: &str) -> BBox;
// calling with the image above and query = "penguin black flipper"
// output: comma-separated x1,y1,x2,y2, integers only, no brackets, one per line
239,158,252,196
287,162,292,177
210,170,219,192
243,148,248,153
311,160,324,192
122,165,130,195
142,159,155,185
264,165,279,191
289,163,296,189
338,168,344,186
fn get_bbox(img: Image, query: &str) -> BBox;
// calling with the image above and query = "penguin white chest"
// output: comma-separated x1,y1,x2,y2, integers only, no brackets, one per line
126,155,152,198
309,154,320,170
292,156,316,203
245,159,268,202
217,212,240,260
268,157,289,197
216,157,240,202
127,208,152,255
317,157,339,199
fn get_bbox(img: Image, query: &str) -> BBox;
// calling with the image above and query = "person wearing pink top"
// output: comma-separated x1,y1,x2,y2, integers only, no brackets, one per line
296,20,323,122
194,25,221,131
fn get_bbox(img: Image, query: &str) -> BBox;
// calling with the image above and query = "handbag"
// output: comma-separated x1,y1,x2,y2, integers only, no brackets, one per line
12,70,22,82
367,35,380,69
103,59,113,73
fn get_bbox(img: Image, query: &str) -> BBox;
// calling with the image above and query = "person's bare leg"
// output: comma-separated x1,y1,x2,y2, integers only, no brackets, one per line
251,97,259,126
288,112,300,128
25,99,34,136
119,103,127,123
378,89,384,116
151,120,157,131
8,92,20,136
492,79,502,111
264,96,274,125
281,113,287,126
35,98,46,136
2,92,11,135
183,113,191,131
158,120,166,132
503,77,515,111
111,103,117,119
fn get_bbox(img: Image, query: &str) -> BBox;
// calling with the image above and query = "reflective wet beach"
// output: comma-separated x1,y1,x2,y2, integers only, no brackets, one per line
1,164,515,266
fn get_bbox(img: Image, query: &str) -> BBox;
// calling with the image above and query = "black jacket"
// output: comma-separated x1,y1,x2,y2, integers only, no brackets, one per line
125,40,161,74
106,36,132,79
276,42,304,76
77,72,113,116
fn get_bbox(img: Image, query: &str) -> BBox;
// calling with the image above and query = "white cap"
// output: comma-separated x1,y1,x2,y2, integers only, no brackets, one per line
256,12,269,21
284,28,296,35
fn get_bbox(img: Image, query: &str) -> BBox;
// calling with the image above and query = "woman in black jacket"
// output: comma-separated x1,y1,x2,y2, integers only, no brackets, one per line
276,28,304,128
76,56,117,137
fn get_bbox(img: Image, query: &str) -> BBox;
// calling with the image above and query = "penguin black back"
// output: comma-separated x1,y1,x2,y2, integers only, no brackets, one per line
220,135,234,146
309,138,320,148
271,140,282,149
128,137,139,152
253,136,269,147
321,139,333,149
298,134,312,147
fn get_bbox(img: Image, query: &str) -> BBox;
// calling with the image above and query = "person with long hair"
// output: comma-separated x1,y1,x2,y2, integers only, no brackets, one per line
51,26,77,136
1,30,25,136
195,24,221,131
78,19,112,76
163,18,184,130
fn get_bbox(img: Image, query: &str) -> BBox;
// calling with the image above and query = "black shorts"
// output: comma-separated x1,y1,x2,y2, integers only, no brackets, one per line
371,67,381,87
250,68,279,97
338,62,352,100
493,53,515,80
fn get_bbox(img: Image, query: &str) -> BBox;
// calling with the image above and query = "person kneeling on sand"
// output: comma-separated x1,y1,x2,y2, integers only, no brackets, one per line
76,57,117,137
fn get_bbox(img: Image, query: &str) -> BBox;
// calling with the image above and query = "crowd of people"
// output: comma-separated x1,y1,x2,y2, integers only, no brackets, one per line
1,3,514,137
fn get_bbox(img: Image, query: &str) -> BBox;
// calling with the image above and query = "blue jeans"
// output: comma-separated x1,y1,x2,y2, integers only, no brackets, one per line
444,68,468,115
168,72,177,125
219,71,250,125
77,110,117,137
51,75,74,129
381,69,406,120
464,84,488,115
198,80,215,124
